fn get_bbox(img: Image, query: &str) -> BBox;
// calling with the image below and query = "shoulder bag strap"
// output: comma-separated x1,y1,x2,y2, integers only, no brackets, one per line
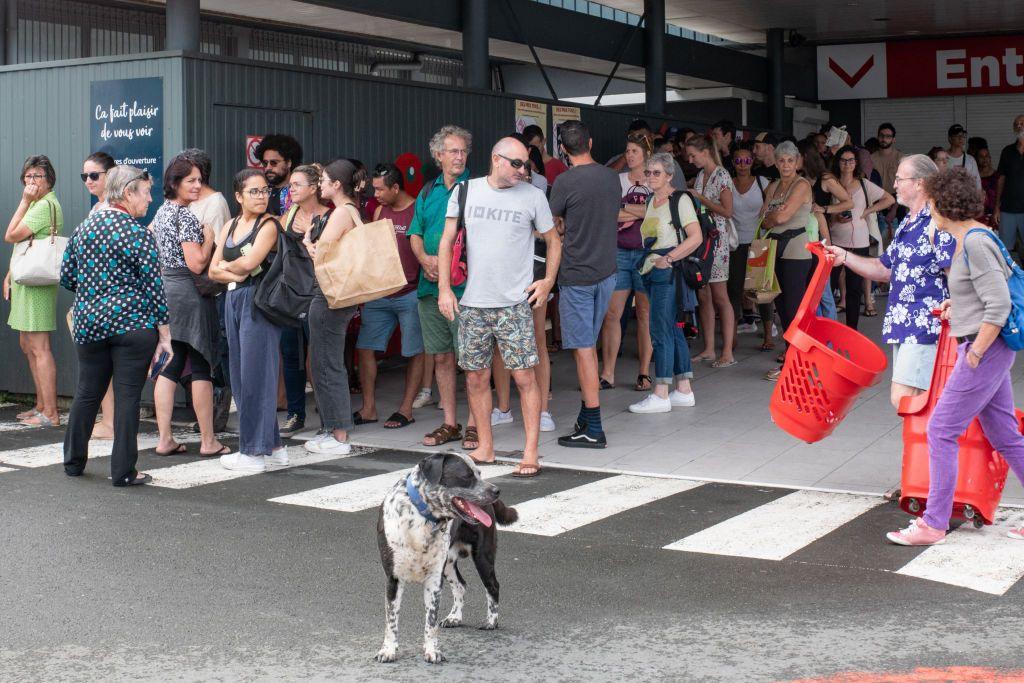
341,202,364,226
457,181,469,232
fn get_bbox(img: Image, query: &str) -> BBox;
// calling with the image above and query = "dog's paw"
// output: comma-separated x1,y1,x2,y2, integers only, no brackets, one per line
422,647,446,664
479,621,498,631
374,646,398,663
440,616,463,629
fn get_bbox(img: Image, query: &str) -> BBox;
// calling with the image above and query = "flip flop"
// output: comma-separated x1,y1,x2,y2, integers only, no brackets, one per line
352,411,378,425
154,443,187,456
711,359,737,368
199,445,232,457
383,412,415,429
468,453,499,466
512,463,541,478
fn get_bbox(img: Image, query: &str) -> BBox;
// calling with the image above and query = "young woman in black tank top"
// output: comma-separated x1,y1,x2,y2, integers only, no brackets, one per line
209,169,283,472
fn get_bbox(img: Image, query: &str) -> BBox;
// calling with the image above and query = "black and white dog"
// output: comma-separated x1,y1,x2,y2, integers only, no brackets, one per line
375,452,518,663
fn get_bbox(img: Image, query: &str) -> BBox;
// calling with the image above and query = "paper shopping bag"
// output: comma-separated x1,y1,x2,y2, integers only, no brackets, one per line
313,213,407,309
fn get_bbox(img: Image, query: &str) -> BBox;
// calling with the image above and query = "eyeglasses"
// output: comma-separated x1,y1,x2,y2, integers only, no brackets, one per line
245,187,272,198
81,171,107,182
733,158,753,166
497,154,527,170
23,173,46,180
643,169,665,177
443,148,468,157
894,176,918,183
839,157,857,165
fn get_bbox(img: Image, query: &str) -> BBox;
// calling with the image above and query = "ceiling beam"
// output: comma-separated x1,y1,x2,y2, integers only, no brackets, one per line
299,0,817,100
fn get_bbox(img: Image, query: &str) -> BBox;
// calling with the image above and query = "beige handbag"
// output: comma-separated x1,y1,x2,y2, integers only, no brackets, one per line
11,200,67,286
313,204,406,309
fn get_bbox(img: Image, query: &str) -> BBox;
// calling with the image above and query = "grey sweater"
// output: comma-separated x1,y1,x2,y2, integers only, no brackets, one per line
948,229,1012,338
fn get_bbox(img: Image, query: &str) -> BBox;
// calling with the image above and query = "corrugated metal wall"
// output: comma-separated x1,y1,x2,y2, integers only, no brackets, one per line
0,55,184,396
181,55,675,201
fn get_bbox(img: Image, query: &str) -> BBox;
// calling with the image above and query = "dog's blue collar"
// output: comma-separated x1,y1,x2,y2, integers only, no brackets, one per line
406,474,440,525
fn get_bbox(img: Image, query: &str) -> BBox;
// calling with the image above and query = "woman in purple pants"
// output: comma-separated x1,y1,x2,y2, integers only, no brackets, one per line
888,167,1024,546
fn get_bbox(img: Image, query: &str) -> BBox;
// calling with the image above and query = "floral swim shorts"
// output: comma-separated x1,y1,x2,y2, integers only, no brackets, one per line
457,301,539,371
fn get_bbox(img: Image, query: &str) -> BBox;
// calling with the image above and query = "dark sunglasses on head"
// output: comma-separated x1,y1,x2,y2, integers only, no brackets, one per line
497,153,527,169
80,171,107,182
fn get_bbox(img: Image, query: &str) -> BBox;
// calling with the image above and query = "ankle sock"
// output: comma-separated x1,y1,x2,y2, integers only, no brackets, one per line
582,405,603,435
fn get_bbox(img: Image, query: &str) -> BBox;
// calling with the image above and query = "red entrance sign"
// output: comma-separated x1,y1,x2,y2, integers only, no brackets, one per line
888,35,1024,97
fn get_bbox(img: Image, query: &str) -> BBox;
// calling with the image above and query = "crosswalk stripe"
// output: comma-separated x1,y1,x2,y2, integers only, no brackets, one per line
895,511,1024,595
269,464,517,512
663,489,884,561
507,475,704,537
148,446,371,489
0,431,223,469
0,422,34,433
0,466,14,474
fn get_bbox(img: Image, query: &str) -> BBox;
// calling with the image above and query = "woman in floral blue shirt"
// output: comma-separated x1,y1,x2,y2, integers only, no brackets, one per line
60,166,173,487
826,154,955,408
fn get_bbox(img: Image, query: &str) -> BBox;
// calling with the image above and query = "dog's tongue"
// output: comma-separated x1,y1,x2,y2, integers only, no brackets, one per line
462,499,492,527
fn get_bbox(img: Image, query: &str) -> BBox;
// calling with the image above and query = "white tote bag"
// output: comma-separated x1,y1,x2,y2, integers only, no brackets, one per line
11,200,67,286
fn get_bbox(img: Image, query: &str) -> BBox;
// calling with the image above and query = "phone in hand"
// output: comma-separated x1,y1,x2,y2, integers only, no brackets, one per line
150,351,170,381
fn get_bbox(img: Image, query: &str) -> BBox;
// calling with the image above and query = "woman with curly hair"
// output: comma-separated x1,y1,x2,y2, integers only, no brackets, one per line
887,167,1024,546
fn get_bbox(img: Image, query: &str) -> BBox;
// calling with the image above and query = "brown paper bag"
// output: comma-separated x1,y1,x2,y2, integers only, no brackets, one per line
313,208,407,309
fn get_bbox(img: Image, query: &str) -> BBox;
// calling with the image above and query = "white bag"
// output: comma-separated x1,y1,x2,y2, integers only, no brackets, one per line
11,200,67,286
726,217,740,251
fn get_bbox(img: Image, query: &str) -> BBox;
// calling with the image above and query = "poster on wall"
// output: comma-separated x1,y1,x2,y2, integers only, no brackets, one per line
90,77,164,224
515,99,547,137
551,104,581,161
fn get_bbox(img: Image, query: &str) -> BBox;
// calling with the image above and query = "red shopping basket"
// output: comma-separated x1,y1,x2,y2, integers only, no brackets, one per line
898,312,1013,527
769,242,888,443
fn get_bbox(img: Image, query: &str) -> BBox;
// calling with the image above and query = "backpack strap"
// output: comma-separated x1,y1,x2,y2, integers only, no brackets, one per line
668,190,686,246
962,228,1014,275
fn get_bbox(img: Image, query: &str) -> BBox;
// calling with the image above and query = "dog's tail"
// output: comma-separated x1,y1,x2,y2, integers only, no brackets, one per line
493,499,518,526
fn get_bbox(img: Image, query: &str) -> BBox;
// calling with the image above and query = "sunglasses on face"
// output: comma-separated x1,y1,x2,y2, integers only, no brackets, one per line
260,159,284,167
81,171,107,182
497,153,528,169
733,157,753,165
643,169,665,177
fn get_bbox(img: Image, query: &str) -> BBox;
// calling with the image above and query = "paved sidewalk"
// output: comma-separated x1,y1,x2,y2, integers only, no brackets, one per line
310,297,1024,505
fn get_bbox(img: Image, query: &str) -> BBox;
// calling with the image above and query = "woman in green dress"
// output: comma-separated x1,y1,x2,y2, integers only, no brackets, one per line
4,155,63,427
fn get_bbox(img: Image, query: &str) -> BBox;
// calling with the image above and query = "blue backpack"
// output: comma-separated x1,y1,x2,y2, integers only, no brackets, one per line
963,228,1024,351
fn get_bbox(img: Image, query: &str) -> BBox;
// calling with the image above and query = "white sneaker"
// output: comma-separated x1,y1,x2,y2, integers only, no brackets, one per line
669,390,696,407
540,411,556,432
412,388,436,409
736,322,759,334
491,408,514,426
266,446,290,466
304,434,352,455
220,452,266,473
628,394,672,414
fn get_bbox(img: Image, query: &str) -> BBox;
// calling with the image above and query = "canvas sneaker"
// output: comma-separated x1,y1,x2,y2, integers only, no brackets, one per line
886,518,946,546
491,408,514,426
412,388,436,409
265,446,290,466
669,390,696,407
629,394,672,414
220,452,266,473
280,413,305,436
539,411,556,432
736,322,759,334
557,423,607,449
304,433,352,456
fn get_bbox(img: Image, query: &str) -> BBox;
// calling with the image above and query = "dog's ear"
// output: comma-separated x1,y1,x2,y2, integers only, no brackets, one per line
418,453,447,485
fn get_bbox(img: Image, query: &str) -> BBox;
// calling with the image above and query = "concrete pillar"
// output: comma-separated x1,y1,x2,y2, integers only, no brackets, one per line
462,0,489,90
2,0,16,66
166,0,201,53
644,0,665,115
767,28,785,133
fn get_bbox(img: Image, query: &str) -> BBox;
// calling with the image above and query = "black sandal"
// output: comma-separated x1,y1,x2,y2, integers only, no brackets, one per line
599,378,615,390
634,375,653,392
154,443,187,456
352,411,378,425
383,412,415,429
116,473,152,487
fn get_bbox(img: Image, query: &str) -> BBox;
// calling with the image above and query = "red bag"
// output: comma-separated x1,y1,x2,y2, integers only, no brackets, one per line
450,181,469,287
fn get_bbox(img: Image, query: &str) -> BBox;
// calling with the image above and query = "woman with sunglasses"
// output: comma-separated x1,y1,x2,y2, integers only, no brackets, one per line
4,155,63,427
729,143,772,348
77,151,118,439
62,166,172,486
210,170,285,473
600,133,654,392
830,145,895,329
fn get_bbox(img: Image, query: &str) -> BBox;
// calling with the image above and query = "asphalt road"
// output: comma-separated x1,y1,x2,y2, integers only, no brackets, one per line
2,409,1024,682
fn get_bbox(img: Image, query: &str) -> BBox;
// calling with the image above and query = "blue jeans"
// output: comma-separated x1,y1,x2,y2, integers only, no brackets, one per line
643,266,693,385
999,212,1024,255
817,279,837,320
280,325,307,419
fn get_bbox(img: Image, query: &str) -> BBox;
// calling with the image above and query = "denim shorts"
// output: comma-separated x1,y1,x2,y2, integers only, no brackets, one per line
558,274,615,350
614,248,645,291
356,289,424,357
891,342,938,390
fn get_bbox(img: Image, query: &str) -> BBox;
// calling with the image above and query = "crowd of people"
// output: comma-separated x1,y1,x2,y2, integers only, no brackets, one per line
7,111,1024,546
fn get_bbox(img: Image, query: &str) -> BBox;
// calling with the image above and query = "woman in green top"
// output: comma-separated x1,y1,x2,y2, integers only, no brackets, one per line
3,155,63,427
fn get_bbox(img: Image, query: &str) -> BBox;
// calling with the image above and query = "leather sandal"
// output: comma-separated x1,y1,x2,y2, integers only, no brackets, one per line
462,426,480,450
423,423,462,447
